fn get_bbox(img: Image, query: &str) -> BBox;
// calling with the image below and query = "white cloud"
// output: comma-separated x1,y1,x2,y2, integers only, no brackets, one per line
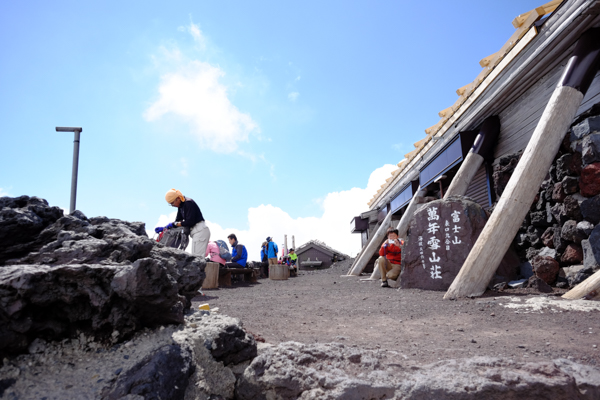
187,22,206,49
149,164,396,259
145,24,260,153
0,188,8,197
295,76,301,81
288,92,299,102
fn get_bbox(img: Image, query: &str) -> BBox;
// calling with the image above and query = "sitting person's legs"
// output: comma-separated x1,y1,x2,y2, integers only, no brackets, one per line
376,256,393,287
225,261,244,269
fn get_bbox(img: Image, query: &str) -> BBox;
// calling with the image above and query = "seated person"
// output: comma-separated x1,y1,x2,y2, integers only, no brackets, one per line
288,248,298,275
377,227,403,288
289,249,298,269
225,233,248,269
205,241,227,266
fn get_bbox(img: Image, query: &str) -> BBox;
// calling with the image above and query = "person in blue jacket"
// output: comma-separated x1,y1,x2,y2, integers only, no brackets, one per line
226,234,248,268
266,237,279,267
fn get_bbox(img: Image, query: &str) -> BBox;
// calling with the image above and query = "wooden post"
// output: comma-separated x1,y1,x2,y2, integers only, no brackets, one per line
396,186,425,240
445,116,500,198
445,28,600,299
347,186,423,276
367,186,425,280
562,270,600,300
347,211,393,276
444,152,484,198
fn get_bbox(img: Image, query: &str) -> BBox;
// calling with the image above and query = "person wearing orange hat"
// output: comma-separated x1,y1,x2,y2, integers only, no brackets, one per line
164,189,211,257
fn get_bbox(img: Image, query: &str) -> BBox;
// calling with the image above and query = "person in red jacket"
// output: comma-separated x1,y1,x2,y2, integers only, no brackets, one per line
377,227,403,288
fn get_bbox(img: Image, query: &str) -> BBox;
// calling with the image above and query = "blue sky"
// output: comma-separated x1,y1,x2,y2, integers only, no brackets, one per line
0,0,546,257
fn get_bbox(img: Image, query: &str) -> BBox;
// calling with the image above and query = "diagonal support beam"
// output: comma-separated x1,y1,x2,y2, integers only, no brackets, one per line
445,28,600,299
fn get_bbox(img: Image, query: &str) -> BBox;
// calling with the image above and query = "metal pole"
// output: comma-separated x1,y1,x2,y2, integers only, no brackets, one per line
70,130,81,213
56,127,82,214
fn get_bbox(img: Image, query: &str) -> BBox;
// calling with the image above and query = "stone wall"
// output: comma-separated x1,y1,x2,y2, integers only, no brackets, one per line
500,110,600,289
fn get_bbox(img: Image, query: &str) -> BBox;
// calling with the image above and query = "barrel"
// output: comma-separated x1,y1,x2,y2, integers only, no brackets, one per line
269,264,289,280
202,262,220,289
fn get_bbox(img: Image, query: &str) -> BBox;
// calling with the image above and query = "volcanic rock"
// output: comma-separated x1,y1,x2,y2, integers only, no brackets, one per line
532,255,560,284
552,182,567,202
572,115,600,141
492,152,521,198
541,227,555,248
581,194,600,224
236,342,600,400
0,196,206,357
561,244,584,265
0,312,256,400
561,220,585,243
582,225,600,271
580,162,600,197
525,276,553,293
556,152,583,181
582,133,600,166
561,176,580,195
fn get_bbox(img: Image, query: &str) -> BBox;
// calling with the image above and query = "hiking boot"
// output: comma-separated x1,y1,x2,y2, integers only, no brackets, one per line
381,280,389,288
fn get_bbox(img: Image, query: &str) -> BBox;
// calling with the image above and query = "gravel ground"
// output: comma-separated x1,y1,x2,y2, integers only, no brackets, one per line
193,259,600,368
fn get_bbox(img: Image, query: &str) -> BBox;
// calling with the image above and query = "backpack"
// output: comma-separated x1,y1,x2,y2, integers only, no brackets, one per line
158,227,190,251
215,239,232,261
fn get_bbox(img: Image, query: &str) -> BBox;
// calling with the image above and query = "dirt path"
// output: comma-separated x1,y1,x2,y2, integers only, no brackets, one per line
192,259,600,367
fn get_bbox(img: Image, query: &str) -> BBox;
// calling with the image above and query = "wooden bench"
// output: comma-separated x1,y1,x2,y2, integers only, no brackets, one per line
219,267,258,287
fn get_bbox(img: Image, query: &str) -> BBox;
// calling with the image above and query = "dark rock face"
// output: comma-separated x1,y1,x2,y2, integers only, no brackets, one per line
105,344,194,400
556,153,582,181
552,182,567,202
492,153,521,198
572,115,600,141
0,196,205,357
562,176,580,195
0,196,64,264
582,133,600,166
580,162,600,197
582,225,600,271
561,220,586,243
581,195,600,224
532,256,560,284
401,196,516,291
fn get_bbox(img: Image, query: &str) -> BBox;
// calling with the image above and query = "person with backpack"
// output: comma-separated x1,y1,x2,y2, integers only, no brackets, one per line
164,189,210,257
205,241,227,266
266,237,278,266
226,233,248,268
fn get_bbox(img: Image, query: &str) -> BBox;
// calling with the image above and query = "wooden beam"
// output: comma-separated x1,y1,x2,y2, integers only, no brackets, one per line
444,85,584,299
438,106,454,118
562,270,600,300
347,211,393,276
512,0,562,28
479,52,499,68
444,152,485,198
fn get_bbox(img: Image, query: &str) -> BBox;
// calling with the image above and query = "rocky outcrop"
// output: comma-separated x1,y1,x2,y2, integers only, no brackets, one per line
0,196,206,357
0,312,257,400
509,111,600,290
236,342,600,400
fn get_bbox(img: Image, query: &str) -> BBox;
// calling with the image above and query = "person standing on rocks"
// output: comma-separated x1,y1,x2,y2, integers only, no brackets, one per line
266,237,278,266
377,227,403,288
165,189,211,257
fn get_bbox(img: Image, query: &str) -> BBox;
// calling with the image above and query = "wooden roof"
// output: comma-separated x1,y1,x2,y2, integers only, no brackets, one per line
295,240,350,258
368,0,563,208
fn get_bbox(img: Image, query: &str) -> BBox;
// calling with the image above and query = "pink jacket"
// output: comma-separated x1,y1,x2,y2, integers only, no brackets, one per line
205,241,226,265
